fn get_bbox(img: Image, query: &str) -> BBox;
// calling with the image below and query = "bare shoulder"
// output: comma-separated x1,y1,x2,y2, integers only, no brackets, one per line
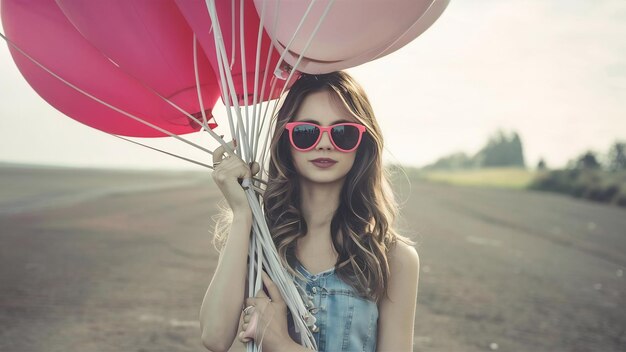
388,241,420,275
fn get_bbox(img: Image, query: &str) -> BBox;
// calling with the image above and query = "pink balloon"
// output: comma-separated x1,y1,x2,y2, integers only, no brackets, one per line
254,0,448,74
371,0,450,59
1,0,217,137
175,0,297,106
303,0,450,73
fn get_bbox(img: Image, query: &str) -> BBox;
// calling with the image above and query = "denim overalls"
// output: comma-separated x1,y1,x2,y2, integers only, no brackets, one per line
286,257,379,352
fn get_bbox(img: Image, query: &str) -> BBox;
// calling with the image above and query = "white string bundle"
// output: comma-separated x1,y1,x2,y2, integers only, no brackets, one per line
203,2,337,350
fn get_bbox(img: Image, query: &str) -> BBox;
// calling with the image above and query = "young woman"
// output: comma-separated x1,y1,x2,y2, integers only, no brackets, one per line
200,71,420,352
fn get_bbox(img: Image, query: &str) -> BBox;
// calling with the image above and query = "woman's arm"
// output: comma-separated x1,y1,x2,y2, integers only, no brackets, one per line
376,242,420,352
200,209,253,352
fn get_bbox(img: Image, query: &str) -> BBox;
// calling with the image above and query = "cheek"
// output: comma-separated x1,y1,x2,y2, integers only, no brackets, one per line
290,148,306,171
343,153,357,171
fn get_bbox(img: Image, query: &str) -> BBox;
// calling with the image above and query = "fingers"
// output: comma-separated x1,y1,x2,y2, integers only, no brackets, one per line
239,333,250,344
238,306,253,343
260,271,284,306
238,308,250,343
255,287,267,298
241,311,258,340
212,139,236,165
213,139,261,178
239,332,251,344
249,161,260,177
246,271,282,306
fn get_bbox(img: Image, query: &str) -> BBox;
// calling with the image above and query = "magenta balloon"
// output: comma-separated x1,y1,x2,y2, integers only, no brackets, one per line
175,0,295,105
254,0,447,74
1,0,216,137
55,0,220,125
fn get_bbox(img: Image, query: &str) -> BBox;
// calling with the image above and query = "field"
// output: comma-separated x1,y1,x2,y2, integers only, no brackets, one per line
407,166,537,189
0,165,624,351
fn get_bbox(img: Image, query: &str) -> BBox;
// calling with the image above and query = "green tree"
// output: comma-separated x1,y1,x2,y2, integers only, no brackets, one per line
537,157,547,170
576,151,601,170
607,141,626,171
475,129,526,168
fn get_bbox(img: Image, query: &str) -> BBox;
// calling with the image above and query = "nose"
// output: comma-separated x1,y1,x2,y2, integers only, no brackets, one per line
316,130,333,150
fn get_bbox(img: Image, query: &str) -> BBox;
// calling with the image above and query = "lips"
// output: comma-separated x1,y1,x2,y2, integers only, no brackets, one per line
311,158,337,163
310,158,337,168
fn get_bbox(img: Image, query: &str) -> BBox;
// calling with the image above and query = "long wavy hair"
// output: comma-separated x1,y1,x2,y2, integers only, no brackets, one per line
212,71,415,303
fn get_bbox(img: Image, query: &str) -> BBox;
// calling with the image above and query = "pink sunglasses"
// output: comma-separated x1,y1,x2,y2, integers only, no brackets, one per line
284,122,366,152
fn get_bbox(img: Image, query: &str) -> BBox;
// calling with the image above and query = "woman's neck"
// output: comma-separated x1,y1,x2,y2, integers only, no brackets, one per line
299,177,344,235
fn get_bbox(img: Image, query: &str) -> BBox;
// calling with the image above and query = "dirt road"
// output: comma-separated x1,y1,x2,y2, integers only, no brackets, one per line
0,166,624,351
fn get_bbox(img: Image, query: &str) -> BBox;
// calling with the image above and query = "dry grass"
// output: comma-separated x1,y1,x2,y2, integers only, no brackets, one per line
412,167,537,189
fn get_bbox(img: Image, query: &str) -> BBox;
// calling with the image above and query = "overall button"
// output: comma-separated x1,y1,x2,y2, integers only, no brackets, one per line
311,287,317,294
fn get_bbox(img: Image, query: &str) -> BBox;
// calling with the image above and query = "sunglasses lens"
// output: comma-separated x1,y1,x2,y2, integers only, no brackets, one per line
331,125,361,151
292,124,320,149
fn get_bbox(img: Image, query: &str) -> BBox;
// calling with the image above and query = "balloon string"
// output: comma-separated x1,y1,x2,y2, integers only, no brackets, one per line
268,0,317,78
0,27,249,170
254,0,284,177
108,135,267,194
110,134,212,169
271,0,337,113
212,33,240,154
245,188,319,350
251,0,279,164
202,4,281,220
191,32,249,173
0,32,267,185
202,2,321,349
249,0,265,160
192,34,212,133
254,300,276,352
0,31,215,156
206,0,251,161
371,0,443,62
257,0,337,179
239,0,251,150
230,0,236,70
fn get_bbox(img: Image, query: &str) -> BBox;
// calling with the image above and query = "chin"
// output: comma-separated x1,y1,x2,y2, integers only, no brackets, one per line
301,173,346,185
297,162,353,185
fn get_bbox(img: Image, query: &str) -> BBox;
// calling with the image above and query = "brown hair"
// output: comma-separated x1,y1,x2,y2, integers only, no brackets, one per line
258,71,416,303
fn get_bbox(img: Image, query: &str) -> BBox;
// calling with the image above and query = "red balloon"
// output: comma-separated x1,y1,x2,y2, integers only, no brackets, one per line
175,0,297,106
1,0,218,137
55,0,221,131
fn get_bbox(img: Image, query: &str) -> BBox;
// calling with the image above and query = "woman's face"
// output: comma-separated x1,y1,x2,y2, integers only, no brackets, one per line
289,89,359,185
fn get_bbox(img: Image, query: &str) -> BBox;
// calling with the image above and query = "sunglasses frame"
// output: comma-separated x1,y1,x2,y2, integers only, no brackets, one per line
284,121,366,152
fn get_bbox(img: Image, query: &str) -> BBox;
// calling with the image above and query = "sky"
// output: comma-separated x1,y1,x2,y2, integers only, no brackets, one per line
1,0,625,171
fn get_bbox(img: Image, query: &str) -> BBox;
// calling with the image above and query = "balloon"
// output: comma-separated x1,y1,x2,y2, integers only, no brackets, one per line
254,0,448,74
1,0,451,138
175,0,297,106
1,0,217,137
370,0,450,59
55,0,221,130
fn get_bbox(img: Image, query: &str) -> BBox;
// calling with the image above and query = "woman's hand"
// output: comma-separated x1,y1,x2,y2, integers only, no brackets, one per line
238,271,294,352
211,139,260,215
